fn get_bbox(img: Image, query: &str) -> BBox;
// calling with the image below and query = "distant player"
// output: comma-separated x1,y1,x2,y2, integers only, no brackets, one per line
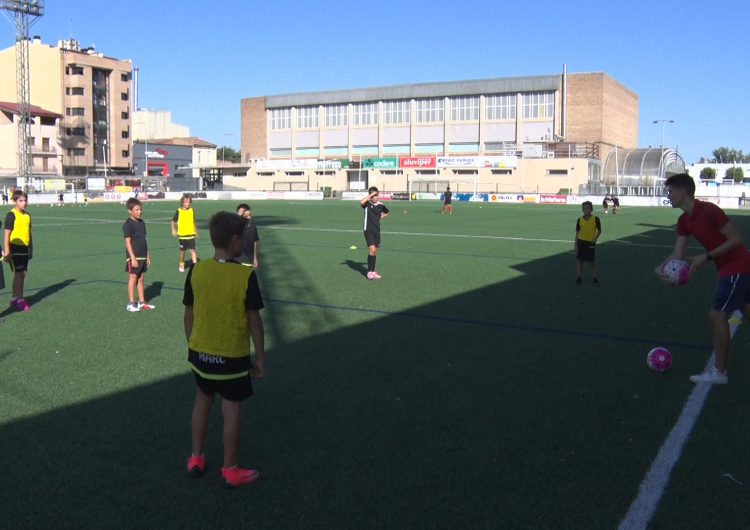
58,192,64,207
183,211,266,488
123,198,155,312
360,186,390,280
601,194,610,214
574,200,601,285
171,194,199,272
236,203,260,268
656,173,750,384
441,186,453,214
611,196,620,214
3,190,33,311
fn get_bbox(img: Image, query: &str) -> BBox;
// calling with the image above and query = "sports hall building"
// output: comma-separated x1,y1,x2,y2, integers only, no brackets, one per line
237,71,645,195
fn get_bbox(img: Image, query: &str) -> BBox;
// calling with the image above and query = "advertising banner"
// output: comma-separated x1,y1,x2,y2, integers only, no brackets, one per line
256,159,348,170
399,156,436,169
437,156,479,168
43,179,66,191
540,194,568,205
488,194,524,203
364,157,398,169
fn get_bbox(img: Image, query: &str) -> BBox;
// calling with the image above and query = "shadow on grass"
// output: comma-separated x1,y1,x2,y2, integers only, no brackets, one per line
1,225,744,529
0,278,76,317
145,280,164,302
341,259,368,277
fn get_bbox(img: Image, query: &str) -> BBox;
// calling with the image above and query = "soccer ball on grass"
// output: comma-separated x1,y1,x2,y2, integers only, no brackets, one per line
647,347,673,372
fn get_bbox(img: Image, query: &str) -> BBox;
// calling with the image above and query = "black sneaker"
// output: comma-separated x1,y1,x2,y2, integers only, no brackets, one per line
575,277,582,285
593,278,600,286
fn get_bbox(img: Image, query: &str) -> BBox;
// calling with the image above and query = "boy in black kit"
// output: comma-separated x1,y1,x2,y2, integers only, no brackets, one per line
123,198,155,312
360,186,390,280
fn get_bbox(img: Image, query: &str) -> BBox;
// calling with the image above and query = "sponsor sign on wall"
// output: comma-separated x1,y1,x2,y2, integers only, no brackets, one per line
364,157,398,169
399,156,436,168
256,159,348,170
489,194,524,203
540,194,568,205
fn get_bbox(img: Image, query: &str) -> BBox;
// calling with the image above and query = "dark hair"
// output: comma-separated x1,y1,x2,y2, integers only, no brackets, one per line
12,189,27,201
664,173,695,197
582,201,593,208
236,203,251,213
125,197,141,210
447,186,451,190
181,193,192,202
368,186,379,194
210,211,245,249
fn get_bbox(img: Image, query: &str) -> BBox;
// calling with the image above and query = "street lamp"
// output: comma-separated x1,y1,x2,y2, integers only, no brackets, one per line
653,119,674,179
222,133,236,164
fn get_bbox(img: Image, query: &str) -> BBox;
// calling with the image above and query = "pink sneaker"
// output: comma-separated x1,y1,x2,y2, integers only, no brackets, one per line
18,298,30,312
137,302,156,310
366,271,375,280
186,455,206,479
371,271,382,279
221,466,259,489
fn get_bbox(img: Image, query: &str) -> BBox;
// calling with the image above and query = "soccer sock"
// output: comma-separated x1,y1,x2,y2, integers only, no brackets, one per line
179,261,185,267
368,255,376,272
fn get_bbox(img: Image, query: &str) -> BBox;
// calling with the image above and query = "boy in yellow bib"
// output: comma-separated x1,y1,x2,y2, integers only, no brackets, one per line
574,200,601,285
171,194,199,272
3,190,33,311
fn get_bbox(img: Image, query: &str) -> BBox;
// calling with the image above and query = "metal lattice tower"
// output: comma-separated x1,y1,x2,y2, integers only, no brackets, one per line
1,1,44,190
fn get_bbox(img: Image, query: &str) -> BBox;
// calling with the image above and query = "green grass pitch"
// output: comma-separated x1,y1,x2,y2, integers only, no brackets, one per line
0,199,748,528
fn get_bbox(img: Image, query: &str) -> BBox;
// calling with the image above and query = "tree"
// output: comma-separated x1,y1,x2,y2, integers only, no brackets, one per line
699,167,717,180
218,146,241,163
710,147,750,164
726,166,745,183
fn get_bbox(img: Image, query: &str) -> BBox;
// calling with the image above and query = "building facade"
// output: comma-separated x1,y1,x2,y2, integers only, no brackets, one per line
0,37,133,184
133,137,216,191
238,72,638,194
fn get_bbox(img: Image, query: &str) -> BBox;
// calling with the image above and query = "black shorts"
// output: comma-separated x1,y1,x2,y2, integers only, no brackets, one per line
576,239,596,262
126,258,148,276
364,230,381,248
8,244,30,272
188,349,254,402
178,237,196,251
713,273,750,313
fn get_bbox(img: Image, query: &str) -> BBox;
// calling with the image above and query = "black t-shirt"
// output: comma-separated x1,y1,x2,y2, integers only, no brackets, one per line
362,201,389,233
123,218,148,258
238,218,260,264
444,190,452,204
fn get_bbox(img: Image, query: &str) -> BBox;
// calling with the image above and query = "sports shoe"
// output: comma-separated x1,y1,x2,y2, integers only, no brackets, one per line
371,271,382,279
126,303,140,312
221,466,259,489
137,302,156,310
593,278,600,286
689,365,728,384
366,271,375,280
178,265,185,273
17,298,30,311
575,277,582,285
187,455,206,479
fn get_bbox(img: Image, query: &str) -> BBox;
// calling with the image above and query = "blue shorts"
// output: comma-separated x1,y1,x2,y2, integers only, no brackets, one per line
712,273,750,313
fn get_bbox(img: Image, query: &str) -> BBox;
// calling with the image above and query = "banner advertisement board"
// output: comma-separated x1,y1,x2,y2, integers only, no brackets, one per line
399,156,436,168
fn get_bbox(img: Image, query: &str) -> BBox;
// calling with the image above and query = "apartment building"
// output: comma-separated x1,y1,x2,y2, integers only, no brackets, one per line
0,37,133,185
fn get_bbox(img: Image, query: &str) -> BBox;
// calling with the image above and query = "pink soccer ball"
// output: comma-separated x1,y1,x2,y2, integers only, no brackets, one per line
647,347,673,372
661,259,690,286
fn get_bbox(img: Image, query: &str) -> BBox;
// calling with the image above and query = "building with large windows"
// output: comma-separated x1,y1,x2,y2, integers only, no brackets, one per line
238,71,639,194
0,37,133,187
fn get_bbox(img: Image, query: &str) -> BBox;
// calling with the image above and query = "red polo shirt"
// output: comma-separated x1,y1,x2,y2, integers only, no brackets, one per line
677,200,750,276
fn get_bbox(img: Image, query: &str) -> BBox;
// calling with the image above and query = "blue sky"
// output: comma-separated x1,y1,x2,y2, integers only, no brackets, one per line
2,0,747,163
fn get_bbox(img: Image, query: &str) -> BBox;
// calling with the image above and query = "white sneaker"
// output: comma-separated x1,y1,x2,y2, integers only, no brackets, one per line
126,303,140,312
689,365,728,384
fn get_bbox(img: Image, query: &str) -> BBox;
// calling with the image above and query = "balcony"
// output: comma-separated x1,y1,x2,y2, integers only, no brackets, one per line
29,146,59,156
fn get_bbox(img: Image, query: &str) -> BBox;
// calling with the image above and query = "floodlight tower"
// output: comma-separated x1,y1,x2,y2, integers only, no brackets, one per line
1,1,44,190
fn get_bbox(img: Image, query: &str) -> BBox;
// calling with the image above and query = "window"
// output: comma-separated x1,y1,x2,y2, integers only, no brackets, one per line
416,98,444,123
66,127,85,136
269,108,291,130
28,136,35,146
121,72,130,82
324,104,348,127
353,102,378,126
66,107,85,116
384,100,410,125
486,94,516,120
67,148,85,156
522,92,554,119
450,96,479,121
66,87,85,96
122,150,129,158
121,130,129,139
296,106,319,129
66,66,84,75
121,92,129,101
121,111,129,119
547,169,568,175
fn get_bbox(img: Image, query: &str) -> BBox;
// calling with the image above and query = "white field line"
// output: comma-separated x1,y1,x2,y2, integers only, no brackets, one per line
618,311,743,530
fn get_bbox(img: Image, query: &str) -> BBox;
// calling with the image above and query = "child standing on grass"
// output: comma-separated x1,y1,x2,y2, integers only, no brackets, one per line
236,203,260,268
360,186,389,280
183,211,266,489
171,194,199,272
574,200,601,285
3,190,33,311
123,198,155,312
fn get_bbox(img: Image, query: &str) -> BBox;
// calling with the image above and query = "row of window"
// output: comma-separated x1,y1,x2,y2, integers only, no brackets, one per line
63,108,130,120
65,147,130,158
65,65,131,82
269,92,554,130
268,141,521,157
